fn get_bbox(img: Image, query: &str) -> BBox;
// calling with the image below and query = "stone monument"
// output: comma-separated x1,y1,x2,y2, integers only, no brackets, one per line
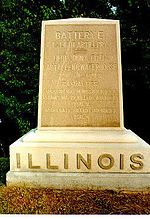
7,18,150,190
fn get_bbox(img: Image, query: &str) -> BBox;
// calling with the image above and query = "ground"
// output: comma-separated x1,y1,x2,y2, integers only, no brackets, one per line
0,185,150,214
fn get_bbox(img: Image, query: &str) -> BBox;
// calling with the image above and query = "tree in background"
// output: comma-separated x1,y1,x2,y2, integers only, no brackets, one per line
0,0,150,156
111,0,150,141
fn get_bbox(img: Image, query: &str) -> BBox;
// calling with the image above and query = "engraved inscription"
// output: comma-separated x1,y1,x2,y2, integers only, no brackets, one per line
15,153,145,172
40,23,120,127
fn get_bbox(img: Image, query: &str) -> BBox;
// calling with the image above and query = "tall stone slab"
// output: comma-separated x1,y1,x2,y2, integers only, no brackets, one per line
7,18,150,191
38,19,123,128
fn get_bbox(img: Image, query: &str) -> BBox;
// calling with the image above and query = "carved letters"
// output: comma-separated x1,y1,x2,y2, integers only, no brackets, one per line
40,24,120,127
16,153,144,171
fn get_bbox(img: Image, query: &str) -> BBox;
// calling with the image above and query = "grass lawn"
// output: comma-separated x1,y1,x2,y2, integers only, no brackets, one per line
0,185,150,214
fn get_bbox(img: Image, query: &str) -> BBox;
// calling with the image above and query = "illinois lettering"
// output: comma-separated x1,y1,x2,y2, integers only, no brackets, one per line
15,152,144,172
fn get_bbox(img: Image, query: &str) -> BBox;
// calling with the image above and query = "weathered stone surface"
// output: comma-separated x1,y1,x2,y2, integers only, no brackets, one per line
7,129,150,173
7,128,150,189
7,172,150,191
38,18,123,128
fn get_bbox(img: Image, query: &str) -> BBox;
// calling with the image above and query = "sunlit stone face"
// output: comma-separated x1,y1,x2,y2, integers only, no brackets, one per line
38,20,123,127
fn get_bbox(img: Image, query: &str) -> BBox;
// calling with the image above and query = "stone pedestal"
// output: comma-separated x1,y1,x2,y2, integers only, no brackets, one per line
7,128,150,190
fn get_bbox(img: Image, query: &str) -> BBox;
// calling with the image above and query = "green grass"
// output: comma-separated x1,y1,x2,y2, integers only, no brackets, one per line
0,185,150,214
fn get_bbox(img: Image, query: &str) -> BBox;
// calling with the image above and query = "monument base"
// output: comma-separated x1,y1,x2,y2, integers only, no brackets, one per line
6,128,150,190
6,172,150,191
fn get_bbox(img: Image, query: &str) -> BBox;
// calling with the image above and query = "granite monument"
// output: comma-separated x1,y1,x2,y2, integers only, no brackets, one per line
7,18,150,190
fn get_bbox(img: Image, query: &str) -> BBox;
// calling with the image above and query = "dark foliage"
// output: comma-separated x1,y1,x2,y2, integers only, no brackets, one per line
0,158,10,184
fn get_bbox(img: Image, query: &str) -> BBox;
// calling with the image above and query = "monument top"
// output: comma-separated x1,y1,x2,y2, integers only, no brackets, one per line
38,18,124,129
42,18,119,24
